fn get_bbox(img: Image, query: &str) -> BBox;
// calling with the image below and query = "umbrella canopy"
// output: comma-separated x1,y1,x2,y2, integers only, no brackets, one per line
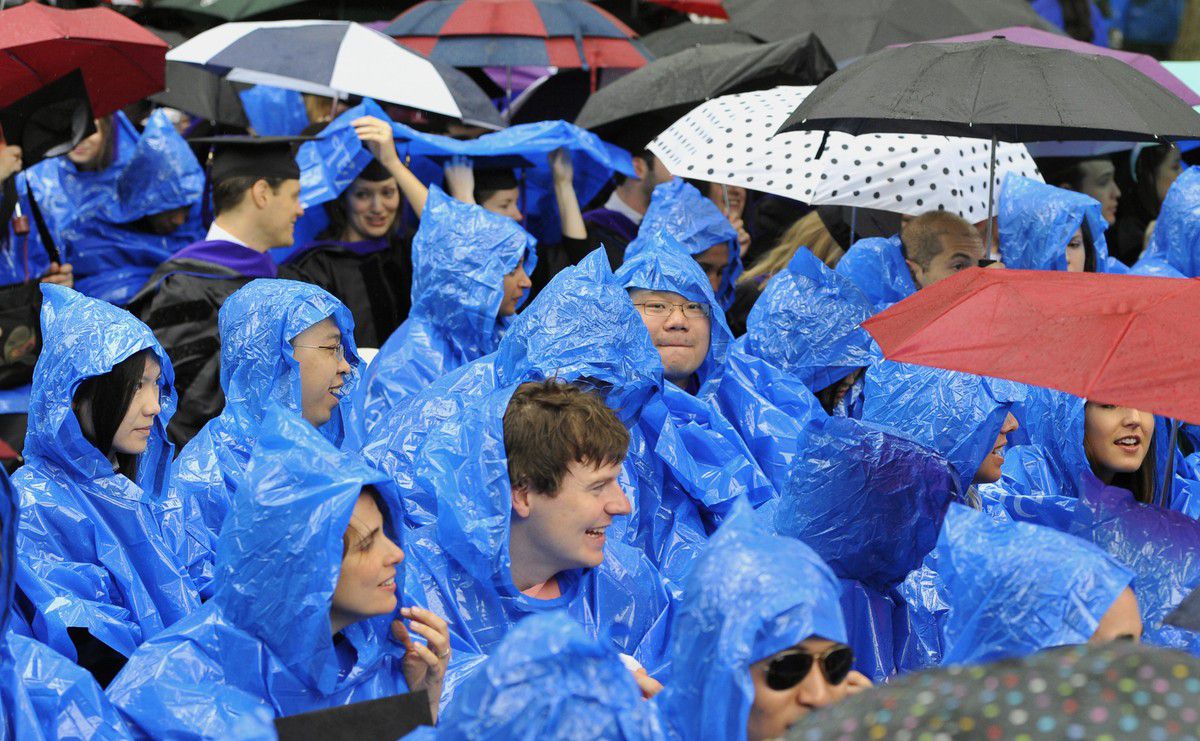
790,642,1200,739
149,0,307,21
644,0,726,19
649,85,1042,220
779,38,1200,142
0,3,168,116
576,34,834,148
385,0,650,69
862,268,1200,425
145,26,251,129
639,20,757,57
726,0,1059,64
915,26,1200,107
167,20,462,119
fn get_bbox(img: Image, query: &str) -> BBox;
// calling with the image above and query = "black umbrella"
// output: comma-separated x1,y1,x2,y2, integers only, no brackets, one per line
726,0,1059,64
640,20,758,58
790,642,1200,740
576,33,834,150
426,58,505,130
145,26,251,127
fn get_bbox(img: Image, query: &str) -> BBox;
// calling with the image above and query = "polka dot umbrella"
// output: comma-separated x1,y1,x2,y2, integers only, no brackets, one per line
790,641,1200,741
648,86,1042,222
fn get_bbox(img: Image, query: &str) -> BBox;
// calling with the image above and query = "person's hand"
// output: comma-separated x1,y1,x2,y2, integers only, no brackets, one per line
40,262,73,288
549,147,574,185
352,116,400,170
632,668,663,699
392,606,451,722
842,670,873,698
731,217,751,258
0,145,22,184
443,155,475,204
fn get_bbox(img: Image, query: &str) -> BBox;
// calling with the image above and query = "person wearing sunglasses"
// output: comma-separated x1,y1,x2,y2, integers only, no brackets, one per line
657,501,871,741
169,278,360,542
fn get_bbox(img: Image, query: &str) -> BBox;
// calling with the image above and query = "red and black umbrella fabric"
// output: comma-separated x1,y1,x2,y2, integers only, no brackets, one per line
385,0,651,69
0,3,168,116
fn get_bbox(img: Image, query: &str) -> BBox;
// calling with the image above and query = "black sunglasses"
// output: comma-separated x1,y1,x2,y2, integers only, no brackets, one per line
765,643,855,691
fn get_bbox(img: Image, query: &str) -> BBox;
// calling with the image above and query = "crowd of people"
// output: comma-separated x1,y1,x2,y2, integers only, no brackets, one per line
3,2,1200,740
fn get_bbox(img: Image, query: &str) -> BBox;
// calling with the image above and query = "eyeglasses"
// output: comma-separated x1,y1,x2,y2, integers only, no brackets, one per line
632,301,710,318
292,342,346,360
764,643,855,691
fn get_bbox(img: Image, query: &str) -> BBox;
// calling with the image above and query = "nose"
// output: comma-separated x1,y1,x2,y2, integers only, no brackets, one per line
516,265,532,289
336,349,352,376
663,306,690,329
797,674,839,710
1120,408,1146,428
146,392,162,418
511,206,524,223
604,480,632,516
384,537,405,566
1001,412,1019,434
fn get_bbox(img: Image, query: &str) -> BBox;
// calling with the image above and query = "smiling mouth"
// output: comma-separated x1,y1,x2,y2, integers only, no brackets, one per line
585,526,607,540
1114,436,1142,450
379,576,395,589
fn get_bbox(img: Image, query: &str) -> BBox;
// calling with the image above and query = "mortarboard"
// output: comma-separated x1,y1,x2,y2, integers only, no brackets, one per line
188,134,315,183
0,69,96,168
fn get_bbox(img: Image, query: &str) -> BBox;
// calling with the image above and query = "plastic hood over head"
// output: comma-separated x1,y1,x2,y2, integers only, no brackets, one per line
1070,479,1200,654
834,234,915,310
1134,166,1200,278
214,405,399,693
774,416,961,590
406,611,666,741
617,232,733,386
657,501,846,741
105,109,204,225
863,361,1026,493
24,284,175,492
998,174,1113,272
409,185,538,337
935,504,1133,665
991,386,1097,511
745,247,878,393
639,179,742,310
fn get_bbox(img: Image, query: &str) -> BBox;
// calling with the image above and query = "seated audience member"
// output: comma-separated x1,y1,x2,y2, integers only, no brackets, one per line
15,285,210,686
997,173,1124,273
128,136,306,445
404,380,676,701
284,116,430,348
357,186,536,437
1113,143,1182,264
657,502,870,741
1132,166,1200,278
403,611,668,740
108,407,451,736
171,278,359,539
1037,154,1123,258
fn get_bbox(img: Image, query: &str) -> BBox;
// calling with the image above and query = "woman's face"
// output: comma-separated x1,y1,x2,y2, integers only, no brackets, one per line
1090,586,1143,644
343,177,401,240
1154,147,1183,206
1073,160,1121,225
481,187,523,223
66,120,106,168
291,317,352,428
1083,402,1154,481
746,637,852,741
707,181,747,220
974,412,1019,485
498,259,532,317
330,493,405,634
1065,228,1086,273
111,355,163,457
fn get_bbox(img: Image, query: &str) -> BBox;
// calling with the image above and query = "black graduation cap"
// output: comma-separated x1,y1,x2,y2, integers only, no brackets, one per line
273,690,432,741
187,134,316,183
0,69,96,168
1164,586,1200,633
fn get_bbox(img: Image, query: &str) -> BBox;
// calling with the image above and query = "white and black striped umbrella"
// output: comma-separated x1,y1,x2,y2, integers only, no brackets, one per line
167,20,462,119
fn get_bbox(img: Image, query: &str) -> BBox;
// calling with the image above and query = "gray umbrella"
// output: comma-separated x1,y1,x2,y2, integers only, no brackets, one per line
640,21,759,58
145,27,251,127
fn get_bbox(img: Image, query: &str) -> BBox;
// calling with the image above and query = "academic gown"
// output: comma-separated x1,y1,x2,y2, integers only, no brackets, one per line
126,240,278,446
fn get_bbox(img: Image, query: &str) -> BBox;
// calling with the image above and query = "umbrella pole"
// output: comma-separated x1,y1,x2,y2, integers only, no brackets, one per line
505,65,512,111
721,183,730,214
1159,418,1180,506
984,131,998,259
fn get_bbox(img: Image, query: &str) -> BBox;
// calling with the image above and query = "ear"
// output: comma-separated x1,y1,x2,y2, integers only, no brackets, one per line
511,483,533,519
249,179,272,209
631,155,649,182
904,258,925,289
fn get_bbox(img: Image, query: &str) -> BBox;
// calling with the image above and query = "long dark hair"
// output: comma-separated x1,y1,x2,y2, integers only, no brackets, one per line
1110,441,1158,506
72,348,153,481
1080,219,1097,273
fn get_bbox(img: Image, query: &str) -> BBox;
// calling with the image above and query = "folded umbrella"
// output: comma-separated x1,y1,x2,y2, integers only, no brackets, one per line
167,20,462,119
862,268,1200,425
649,85,1042,221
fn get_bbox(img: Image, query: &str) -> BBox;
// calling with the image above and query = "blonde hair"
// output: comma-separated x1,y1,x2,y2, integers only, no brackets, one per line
738,211,844,289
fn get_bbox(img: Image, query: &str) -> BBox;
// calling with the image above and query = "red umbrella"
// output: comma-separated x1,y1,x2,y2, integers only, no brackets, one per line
862,268,1200,424
0,4,167,116
645,0,728,19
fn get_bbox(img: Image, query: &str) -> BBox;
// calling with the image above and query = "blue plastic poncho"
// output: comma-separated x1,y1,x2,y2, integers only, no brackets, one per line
239,84,310,137
59,110,205,305
403,384,677,700
834,234,914,310
930,504,1133,665
1133,165,1200,277
616,231,733,387
998,174,1123,274
638,179,742,310
357,186,537,436
862,361,1026,495
657,501,846,741
744,247,878,394
1,467,130,739
404,611,666,741
170,279,361,540
108,406,416,739
14,285,210,662
1070,479,1200,654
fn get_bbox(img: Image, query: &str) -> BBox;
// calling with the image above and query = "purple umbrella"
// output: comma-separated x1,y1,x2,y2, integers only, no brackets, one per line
903,26,1200,106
